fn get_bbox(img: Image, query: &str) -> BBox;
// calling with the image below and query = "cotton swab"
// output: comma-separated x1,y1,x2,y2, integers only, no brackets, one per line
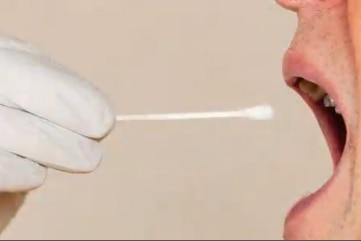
116,104,274,122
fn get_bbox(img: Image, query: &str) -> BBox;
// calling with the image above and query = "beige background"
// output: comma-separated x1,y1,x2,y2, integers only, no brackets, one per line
0,1,331,240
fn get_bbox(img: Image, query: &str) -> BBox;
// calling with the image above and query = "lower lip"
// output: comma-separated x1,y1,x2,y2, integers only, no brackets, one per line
283,152,351,239
283,177,333,239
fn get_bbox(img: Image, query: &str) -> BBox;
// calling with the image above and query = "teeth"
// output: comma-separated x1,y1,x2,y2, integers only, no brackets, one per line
335,107,341,114
323,95,341,114
298,79,341,115
298,80,326,101
323,94,336,107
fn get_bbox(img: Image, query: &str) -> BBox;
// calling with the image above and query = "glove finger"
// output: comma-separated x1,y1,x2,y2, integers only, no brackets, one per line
0,105,102,173
0,35,115,138
0,149,46,192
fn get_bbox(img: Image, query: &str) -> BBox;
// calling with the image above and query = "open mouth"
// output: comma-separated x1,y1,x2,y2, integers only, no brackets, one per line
289,77,347,167
282,74,354,238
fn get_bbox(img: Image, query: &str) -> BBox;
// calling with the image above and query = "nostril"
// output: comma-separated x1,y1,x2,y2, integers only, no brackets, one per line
275,0,299,11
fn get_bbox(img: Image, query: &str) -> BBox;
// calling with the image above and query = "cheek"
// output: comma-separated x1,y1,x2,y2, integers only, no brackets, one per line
348,0,361,94
303,0,345,9
348,0,361,53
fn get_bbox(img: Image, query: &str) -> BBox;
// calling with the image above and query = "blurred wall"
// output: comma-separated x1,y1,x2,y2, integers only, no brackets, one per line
0,1,331,239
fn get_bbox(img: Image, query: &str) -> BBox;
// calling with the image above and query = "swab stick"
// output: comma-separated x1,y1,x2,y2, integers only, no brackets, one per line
116,104,274,122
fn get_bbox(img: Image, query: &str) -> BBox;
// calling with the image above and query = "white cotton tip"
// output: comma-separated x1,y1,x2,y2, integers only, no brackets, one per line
115,104,274,122
238,105,274,120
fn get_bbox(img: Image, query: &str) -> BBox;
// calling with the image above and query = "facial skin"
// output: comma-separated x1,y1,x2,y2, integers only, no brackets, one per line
276,0,361,239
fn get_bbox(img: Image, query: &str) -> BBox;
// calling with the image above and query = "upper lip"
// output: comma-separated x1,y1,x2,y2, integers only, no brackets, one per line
282,50,349,131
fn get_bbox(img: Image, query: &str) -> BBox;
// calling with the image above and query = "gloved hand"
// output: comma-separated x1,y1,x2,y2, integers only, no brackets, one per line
0,35,115,192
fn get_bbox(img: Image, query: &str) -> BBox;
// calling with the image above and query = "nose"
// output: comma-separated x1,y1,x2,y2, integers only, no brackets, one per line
275,0,299,11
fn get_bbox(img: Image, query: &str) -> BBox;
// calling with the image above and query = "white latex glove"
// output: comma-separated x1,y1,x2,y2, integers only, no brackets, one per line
0,35,115,192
